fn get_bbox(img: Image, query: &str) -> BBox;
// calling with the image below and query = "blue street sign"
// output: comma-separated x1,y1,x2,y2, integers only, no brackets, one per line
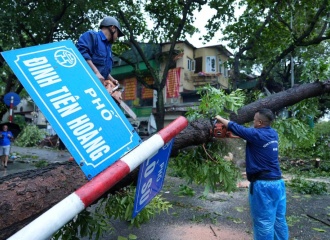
4,92,21,106
132,139,174,218
1,40,141,180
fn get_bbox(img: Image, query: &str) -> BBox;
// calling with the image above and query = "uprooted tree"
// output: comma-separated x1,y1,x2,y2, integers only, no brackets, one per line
1,79,330,239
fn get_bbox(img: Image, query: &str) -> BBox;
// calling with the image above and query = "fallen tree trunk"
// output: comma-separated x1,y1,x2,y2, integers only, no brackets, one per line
171,80,330,154
1,80,330,238
0,162,139,239
230,80,330,124
0,162,86,239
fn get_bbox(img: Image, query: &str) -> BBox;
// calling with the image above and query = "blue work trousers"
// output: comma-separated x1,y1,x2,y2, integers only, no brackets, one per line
249,179,289,240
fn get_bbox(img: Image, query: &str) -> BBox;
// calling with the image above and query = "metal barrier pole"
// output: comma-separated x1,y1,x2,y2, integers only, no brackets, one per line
9,96,14,123
9,116,188,240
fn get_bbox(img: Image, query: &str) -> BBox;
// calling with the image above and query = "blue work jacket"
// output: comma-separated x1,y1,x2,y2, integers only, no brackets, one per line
76,30,113,80
228,121,282,180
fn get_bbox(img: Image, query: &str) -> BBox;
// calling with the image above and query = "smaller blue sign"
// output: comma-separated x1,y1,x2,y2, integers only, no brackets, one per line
4,92,21,106
132,139,174,218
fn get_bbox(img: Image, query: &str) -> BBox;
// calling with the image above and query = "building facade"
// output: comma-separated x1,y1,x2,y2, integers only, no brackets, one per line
111,41,232,134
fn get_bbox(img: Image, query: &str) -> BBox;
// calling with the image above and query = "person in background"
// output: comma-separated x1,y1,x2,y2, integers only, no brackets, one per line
215,108,289,240
76,16,124,99
0,125,13,168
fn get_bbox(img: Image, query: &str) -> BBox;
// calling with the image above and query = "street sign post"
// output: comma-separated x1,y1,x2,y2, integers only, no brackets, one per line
4,92,21,123
132,138,174,218
1,40,141,179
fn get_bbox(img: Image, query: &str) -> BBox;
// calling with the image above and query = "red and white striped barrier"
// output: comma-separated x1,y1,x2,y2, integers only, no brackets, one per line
9,116,188,240
9,96,14,123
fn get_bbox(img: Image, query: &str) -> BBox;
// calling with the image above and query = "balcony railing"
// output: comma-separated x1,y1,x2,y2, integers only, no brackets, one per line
191,73,221,86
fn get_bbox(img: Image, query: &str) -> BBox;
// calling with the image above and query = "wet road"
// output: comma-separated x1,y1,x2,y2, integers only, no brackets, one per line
0,161,37,178
0,145,70,178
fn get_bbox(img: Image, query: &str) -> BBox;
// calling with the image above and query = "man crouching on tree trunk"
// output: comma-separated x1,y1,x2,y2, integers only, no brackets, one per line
215,108,289,240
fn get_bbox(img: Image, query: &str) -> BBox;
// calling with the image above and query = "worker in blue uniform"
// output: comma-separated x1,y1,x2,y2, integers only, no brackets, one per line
76,16,124,100
215,108,289,240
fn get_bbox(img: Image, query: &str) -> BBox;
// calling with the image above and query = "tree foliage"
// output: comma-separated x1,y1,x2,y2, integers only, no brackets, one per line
206,0,330,92
186,85,245,121
14,124,45,147
52,185,172,240
170,142,241,195
169,85,245,195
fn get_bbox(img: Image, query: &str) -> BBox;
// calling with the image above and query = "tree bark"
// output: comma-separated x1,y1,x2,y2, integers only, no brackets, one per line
0,162,86,239
1,80,330,238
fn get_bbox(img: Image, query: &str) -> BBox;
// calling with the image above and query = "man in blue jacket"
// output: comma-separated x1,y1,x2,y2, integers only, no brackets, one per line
0,125,13,168
76,16,124,99
215,108,288,240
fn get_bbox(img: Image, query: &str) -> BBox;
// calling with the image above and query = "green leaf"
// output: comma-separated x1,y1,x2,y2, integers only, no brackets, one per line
121,196,128,204
312,228,326,232
118,236,128,240
128,234,138,240
235,206,245,212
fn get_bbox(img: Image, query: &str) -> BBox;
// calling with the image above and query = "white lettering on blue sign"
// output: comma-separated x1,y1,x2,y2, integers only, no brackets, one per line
46,87,81,117
24,57,62,87
84,88,115,121
157,162,164,182
139,158,156,205
132,139,174,218
23,56,110,161
67,115,110,161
